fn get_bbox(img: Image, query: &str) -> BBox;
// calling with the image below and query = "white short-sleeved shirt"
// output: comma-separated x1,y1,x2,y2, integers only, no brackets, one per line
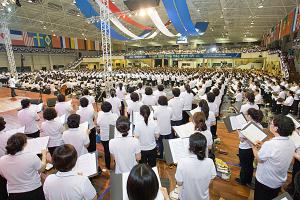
168,97,184,121
55,102,72,117
0,151,42,193
240,103,259,115
180,91,194,111
283,96,294,107
76,107,95,129
142,95,157,106
116,87,126,100
153,90,166,101
127,101,143,116
17,108,40,134
81,95,95,105
175,156,216,200
41,120,64,147
109,136,141,174
255,94,263,105
256,136,295,189
235,92,243,102
153,106,172,135
206,111,216,128
43,171,96,200
62,128,89,156
107,97,121,116
134,120,159,151
0,130,17,157
96,111,118,141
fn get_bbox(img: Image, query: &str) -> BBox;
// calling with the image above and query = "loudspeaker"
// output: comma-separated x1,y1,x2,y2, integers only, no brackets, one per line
124,0,160,11
30,99,43,105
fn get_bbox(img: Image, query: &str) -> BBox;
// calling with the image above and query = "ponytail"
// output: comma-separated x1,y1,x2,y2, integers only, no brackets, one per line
193,112,207,131
189,132,207,160
198,100,209,120
140,105,151,126
185,84,192,94
116,116,130,137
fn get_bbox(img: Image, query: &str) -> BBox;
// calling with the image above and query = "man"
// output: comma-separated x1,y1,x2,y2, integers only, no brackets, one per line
8,75,17,97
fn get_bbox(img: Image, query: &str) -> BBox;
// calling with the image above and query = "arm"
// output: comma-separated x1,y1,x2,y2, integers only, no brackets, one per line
295,152,300,161
252,141,264,163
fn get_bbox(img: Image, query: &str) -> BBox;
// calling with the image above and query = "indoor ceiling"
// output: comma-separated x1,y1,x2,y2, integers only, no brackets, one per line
2,0,300,48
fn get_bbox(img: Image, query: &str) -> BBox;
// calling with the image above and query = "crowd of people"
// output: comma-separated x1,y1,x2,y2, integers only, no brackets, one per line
0,67,300,200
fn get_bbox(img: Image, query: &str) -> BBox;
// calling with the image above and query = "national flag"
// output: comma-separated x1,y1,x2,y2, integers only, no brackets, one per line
280,8,295,38
22,32,34,47
78,38,85,50
52,35,61,48
95,41,100,50
70,37,78,49
86,40,95,50
10,30,25,46
0,32,4,44
44,35,52,47
33,33,45,47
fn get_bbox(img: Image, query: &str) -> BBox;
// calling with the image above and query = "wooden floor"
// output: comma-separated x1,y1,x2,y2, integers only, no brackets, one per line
0,87,291,200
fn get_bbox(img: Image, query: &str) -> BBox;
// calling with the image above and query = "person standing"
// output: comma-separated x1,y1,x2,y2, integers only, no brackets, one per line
8,75,17,97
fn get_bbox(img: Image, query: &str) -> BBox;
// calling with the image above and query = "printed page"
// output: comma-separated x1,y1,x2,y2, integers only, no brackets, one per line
173,122,194,138
4,126,25,135
168,138,190,163
287,114,300,129
24,136,49,154
240,123,267,144
189,107,201,117
74,152,97,177
289,131,300,148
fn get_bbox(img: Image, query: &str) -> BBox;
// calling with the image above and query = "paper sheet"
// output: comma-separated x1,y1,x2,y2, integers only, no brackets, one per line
230,114,248,130
240,123,267,144
289,131,300,148
24,136,49,154
287,114,300,129
189,107,201,117
79,122,89,134
4,126,25,135
172,122,194,138
122,167,164,200
54,114,66,125
30,103,43,113
168,138,190,163
73,152,98,177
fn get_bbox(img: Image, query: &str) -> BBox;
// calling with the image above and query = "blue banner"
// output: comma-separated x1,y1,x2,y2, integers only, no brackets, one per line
125,53,242,59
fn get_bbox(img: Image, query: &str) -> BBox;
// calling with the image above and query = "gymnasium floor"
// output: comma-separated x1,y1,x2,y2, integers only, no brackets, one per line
0,87,292,200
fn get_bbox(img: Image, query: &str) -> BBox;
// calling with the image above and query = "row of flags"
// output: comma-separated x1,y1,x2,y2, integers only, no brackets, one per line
262,5,300,46
0,30,101,51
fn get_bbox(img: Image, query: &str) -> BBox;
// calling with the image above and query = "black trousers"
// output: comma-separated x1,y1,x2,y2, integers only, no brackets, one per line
210,124,217,139
282,105,291,115
48,146,58,157
157,134,173,159
10,88,16,97
239,148,254,184
8,186,45,200
182,110,190,124
87,128,96,152
276,104,282,114
292,100,299,115
0,175,8,200
271,99,277,112
120,101,125,116
289,159,300,195
101,140,110,169
26,130,40,138
140,148,157,167
254,179,280,200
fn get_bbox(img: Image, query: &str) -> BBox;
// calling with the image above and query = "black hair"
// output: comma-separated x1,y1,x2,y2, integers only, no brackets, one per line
185,84,192,93
130,92,139,102
247,108,263,124
245,92,255,104
212,88,220,97
67,114,80,129
82,88,89,96
137,82,143,89
206,92,215,103
193,112,207,131
0,117,6,131
172,88,180,97
21,99,31,109
157,85,164,92
57,94,65,102
189,132,207,160
198,99,209,120
145,87,153,95
52,144,78,172
158,96,168,106
110,88,116,97
6,133,27,155
140,105,151,126
101,101,112,113
127,164,159,200
119,83,123,90
43,107,57,121
272,114,295,137
80,97,89,108
116,116,130,137
127,86,135,94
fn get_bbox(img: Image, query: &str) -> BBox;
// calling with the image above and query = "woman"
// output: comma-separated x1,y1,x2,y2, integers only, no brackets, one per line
180,84,194,124
198,99,216,131
127,92,143,122
41,108,64,156
236,108,263,187
206,92,218,139
17,99,40,138
240,92,259,115
96,101,118,170
107,88,121,116
252,115,295,200
62,114,90,156
0,133,47,200
134,105,159,167
109,116,141,174
175,133,216,200
43,144,97,200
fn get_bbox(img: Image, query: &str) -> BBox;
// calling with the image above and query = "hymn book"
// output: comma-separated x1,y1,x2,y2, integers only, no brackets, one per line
289,131,300,148
30,103,43,113
286,114,300,129
172,122,195,138
229,113,248,130
240,122,267,144
24,136,49,154
73,152,98,177
187,107,201,117
163,138,190,164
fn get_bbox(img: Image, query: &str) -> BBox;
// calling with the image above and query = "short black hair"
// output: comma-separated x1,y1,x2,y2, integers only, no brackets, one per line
43,107,57,121
21,99,31,109
247,108,263,123
116,116,130,137
6,133,27,155
157,85,164,92
206,92,215,103
80,97,89,108
189,132,207,160
127,86,135,94
145,87,153,95
172,88,180,97
57,94,65,102
127,164,159,200
0,117,6,131
272,114,295,137
212,88,220,97
52,144,78,172
130,92,139,102
101,101,112,113
245,92,255,104
82,88,89,96
158,96,168,106
67,114,80,129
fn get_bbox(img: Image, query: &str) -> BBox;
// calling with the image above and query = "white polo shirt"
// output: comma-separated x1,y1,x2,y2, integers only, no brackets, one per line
107,97,121,116
235,92,243,102
55,102,72,117
116,88,126,100
41,120,64,148
142,95,157,106
240,103,259,115
168,97,184,121
134,120,159,151
96,111,118,141
81,95,95,105
0,151,42,193
153,105,172,135
153,90,166,101
76,107,95,129
43,171,96,200
109,136,141,174
17,107,40,134
283,96,294,107
180,91,194,111
62,128,89,156
207,102,219,117
256,136,295,189
175,156,216,200
127,101,143,116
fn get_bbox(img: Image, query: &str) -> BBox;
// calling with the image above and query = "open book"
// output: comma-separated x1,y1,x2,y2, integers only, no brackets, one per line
110,167,164,200
272,192,293,200
229,113,248,130
24,136,49,154
289,131,300,148
30,103,43,113
73,152,98,177
286,114,300,129
172,122,195,138
4,126,25,135
187,107,201,117
163,138,190,164
240,122,267,144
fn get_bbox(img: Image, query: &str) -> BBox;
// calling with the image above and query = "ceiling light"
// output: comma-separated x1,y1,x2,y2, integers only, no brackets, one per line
27,0,33,3
77,13,80,16
43,25,47,29
139,9,146,17
73,0,76,4
197,9,200,12
220,14,224,19
81,33,85,36
7,7,12,12
250,21,254,25
210,47,217,52
258,4,263,8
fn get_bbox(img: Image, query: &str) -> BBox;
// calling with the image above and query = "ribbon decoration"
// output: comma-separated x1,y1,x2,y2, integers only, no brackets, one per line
146,20,172,39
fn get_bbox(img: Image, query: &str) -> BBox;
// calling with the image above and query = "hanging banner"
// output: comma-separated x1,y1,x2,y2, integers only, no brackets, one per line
125,53,241,59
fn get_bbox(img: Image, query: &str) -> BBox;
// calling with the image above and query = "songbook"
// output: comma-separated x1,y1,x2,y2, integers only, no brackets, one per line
54,114,66,125
24,136,49,154
110,167,164,200
30,103,43,113
224,113,248,132
109,124,133,140
240,122,267,144
73,152,99,177
192,88,198,94
289,131,300,148
272,192,293,200
187,107,201,117
4,126,25,135
163,138,190,164
286,114,300,129
172,122,195,138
